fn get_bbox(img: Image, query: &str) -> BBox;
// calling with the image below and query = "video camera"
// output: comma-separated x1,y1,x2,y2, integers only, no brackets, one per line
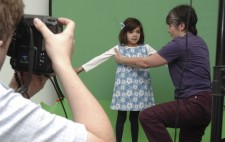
7,14,63,76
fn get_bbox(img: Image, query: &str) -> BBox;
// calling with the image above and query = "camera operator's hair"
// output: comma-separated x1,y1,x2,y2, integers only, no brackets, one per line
119,18,144,45
0,0,24,41
166,4,198,35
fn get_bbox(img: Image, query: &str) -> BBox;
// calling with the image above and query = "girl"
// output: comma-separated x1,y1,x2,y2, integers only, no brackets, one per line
75,17,156,142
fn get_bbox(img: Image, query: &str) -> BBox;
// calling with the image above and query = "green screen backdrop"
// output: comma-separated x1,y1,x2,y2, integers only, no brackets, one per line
52,0,217,103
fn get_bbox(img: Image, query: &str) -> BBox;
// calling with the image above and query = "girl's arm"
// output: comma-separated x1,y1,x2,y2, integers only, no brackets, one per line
82,45,118,72
145,44,157,55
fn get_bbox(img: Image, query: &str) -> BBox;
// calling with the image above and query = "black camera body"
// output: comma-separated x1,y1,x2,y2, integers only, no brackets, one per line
7,14,63,76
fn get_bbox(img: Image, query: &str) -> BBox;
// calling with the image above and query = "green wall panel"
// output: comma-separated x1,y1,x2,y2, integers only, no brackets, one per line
52,0,217,103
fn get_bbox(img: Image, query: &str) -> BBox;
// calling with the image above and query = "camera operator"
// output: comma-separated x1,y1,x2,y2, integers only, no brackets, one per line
0,0,115,142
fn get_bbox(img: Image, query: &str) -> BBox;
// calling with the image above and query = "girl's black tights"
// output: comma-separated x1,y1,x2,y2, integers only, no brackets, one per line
116,110,140,142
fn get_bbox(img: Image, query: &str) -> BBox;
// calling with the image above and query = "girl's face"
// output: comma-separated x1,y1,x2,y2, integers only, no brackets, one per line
126,27,140,47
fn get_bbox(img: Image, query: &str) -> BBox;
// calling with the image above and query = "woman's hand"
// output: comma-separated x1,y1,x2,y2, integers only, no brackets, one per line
114,48,124,64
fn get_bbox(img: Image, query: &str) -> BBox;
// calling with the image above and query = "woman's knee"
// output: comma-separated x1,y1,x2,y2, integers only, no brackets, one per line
139,108,155,124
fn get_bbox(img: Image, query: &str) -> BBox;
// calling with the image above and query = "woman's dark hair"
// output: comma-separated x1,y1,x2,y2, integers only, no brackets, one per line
166,4,198,35
119,18,144,45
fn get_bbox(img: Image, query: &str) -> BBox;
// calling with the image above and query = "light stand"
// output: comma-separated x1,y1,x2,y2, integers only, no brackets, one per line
210,0,225,141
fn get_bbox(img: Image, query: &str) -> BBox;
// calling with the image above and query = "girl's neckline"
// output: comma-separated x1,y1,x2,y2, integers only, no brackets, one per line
125,45,143,48
126,45,137,48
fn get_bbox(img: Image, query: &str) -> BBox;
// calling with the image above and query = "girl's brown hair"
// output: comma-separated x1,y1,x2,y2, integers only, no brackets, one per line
119,18,144,45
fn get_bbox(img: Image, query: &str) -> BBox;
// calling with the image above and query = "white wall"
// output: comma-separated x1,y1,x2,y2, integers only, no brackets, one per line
0,0,57,105
23,0,49,15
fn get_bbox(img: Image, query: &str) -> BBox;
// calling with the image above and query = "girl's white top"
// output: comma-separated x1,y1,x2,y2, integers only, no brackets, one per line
82,44,157,72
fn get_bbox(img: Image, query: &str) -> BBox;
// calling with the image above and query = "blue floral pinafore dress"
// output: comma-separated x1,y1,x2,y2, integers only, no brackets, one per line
110,44,155,111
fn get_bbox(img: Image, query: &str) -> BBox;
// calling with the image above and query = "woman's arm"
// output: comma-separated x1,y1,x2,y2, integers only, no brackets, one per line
114,48,167,68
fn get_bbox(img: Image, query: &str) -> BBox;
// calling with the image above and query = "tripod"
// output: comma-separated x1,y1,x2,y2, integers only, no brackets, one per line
211,0,225,142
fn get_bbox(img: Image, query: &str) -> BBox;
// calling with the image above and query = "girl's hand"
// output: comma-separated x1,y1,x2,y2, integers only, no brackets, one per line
74,66,84,74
